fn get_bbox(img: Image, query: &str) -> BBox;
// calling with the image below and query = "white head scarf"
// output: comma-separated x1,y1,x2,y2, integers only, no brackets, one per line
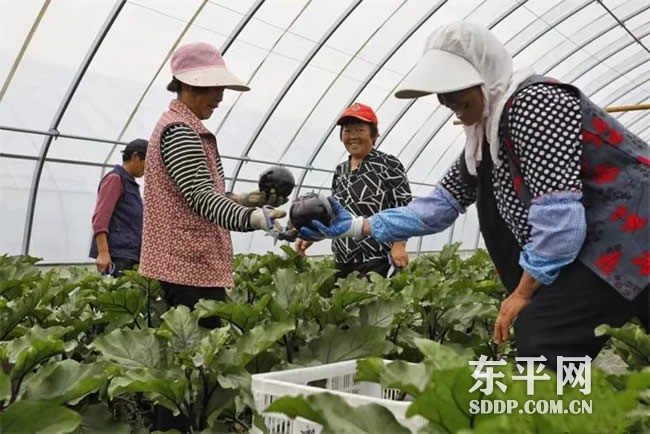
423,22,535,175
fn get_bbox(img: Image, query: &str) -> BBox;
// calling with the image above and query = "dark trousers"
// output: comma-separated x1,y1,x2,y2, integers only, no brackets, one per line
514,261,649,372
153,281,226,432
335,258,395,281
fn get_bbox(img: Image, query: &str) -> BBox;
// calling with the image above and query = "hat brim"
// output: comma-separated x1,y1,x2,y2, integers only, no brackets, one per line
175,67,250,91
336,114,376,125
395,49,484,98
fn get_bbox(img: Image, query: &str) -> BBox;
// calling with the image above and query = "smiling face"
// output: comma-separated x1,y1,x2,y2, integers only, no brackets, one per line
180,84,225,120
437,85,485,126
340,120,377,160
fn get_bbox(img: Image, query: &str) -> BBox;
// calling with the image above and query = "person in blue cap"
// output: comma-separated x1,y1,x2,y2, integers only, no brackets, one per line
89,138,147,277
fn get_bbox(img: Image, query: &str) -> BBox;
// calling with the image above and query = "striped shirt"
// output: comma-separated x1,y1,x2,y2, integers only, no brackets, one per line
160,124,254,232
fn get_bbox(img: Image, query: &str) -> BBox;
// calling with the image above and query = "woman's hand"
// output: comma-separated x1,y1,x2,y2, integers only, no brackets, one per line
494,291,531,344
390,242,409,268
250,207,287,231
295,239,313,256
96,251,111,273
299,198,364,240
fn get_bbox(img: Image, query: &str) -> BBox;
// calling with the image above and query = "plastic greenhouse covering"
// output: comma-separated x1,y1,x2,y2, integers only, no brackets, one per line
1,0,649,264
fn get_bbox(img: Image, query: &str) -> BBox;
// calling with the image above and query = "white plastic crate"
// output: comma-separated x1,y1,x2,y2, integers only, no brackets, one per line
251,359,426,434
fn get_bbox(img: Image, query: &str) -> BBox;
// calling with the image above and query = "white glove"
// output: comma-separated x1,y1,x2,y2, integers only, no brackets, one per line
250,206,287,231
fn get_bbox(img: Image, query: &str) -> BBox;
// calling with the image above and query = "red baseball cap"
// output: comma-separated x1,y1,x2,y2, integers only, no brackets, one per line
336,102,378,125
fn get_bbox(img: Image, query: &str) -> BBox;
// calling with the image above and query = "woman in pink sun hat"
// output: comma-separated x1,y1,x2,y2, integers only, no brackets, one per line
140,40,292,431
139,41,285,323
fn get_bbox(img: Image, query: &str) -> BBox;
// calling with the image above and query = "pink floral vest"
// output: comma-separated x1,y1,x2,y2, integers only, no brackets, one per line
139,100,234,288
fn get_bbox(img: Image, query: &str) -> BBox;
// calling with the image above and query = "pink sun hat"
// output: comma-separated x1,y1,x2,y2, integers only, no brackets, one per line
170,42,250,92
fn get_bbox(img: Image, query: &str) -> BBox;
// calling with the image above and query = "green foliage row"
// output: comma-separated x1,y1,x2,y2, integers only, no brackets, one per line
0,244,647,433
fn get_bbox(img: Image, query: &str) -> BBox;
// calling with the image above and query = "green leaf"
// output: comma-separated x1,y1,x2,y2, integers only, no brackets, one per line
414,339,473,369
196,295,270,332
217,321,294,367
440,300,496,329
194,326,231,368
360,299,405,328
265,395,324,425
270,268,335,319
406,366,480,433
5,326,72,363
0,370,9,404
0,282,53,340
204,388,239,427
94,285,146,329
90,328,164,369
595,323,650,369
159,305,204,355
0,400,81,434
299,325,394,364
73,403,131,434
266,393,411,434
9,337,65,382
355,357,429,397
108,367,188,416
0,255,41,296
20,359,112,405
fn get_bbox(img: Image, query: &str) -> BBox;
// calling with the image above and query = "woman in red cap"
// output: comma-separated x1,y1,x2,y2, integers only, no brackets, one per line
300,22,649,372
296,102,412,280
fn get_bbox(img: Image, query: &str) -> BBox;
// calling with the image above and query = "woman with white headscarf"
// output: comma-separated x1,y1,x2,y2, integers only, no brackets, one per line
299,21,649,370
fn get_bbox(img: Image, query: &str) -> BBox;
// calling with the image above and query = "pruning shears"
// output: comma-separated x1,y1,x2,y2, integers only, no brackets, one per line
265,220,299,245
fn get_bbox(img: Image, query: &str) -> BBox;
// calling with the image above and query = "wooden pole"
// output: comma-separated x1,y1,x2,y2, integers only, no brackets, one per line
452,103,650,125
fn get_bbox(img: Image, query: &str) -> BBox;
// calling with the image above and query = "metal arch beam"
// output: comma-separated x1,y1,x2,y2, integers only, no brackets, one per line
218,0,266,54
272,0,409,168
624,109,650,131
0,122,437,187
599,74,650,108
0,0,51,102
0,152,344,192
509,1,594,58
293,0,449,199
214,0,314,137
597,0,650,56
564,36,650,88
21,0,126,255
101,0,266,176
227,0,363,193
583,58,650,99
633,116,650,140
539,4,650,76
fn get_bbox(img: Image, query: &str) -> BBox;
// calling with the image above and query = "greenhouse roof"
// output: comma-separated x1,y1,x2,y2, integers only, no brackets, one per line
1,0,649,263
